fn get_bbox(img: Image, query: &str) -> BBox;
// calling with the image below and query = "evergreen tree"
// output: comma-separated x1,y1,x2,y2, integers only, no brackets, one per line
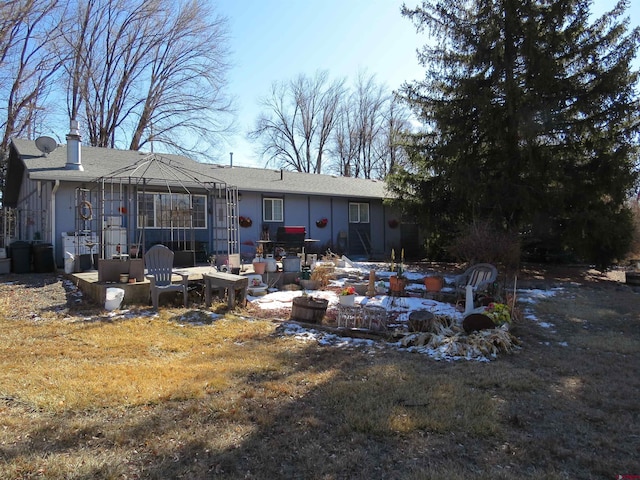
389,0,640,268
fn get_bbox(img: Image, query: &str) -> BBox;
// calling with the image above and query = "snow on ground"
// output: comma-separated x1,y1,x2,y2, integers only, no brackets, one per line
248,261,562,362
515,287,563,330
51,261,562,361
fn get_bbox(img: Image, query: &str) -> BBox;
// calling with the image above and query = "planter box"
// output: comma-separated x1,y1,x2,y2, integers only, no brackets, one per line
173,250,195,268
98,258,144,283
290,296,328,323
345,282,368,295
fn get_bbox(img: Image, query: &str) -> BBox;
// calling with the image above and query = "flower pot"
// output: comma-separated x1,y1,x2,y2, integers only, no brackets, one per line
389,275,406,293
339,294,355,306
253,261,266,274
291,296,328,323
424,276,443,292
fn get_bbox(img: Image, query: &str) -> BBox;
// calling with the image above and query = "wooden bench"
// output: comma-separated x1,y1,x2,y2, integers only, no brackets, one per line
202,271,249,309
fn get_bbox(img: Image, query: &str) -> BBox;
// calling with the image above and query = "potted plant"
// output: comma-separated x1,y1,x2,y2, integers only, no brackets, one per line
389,248,407,293
483,302,512,326
316,217,328,228
339,286,356,306
389,274,406,293
239,216,252,228
252,244,266,274
252,256,266,274
424,275,443,292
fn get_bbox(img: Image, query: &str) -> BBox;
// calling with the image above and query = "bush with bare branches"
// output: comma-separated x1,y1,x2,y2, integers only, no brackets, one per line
448,221,521,273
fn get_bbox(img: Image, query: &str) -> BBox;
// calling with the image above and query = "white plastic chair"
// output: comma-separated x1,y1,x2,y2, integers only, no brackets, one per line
454,263,498,296
145,245,189,309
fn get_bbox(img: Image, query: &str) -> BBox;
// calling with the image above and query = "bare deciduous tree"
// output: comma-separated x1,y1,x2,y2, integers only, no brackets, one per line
62,0,233,157
373,95,411,178
0,0,66,184
128,1,233,154
331,72,411,179
250,70,345,173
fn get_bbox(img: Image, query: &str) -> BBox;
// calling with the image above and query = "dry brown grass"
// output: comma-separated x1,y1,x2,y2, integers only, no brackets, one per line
0,273,639,479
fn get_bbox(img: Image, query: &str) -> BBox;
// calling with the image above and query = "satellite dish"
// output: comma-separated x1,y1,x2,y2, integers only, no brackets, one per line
35,136,57,155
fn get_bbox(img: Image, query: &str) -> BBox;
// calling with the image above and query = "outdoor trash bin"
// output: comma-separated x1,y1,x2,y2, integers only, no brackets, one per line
10,241,31,273
32,243,55,273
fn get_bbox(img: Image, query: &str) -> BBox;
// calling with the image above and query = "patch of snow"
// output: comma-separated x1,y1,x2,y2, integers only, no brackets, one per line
537,322,555,329
246,269,564,361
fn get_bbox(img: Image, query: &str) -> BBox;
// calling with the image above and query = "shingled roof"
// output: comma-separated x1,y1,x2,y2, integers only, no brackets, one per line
9,138,390,199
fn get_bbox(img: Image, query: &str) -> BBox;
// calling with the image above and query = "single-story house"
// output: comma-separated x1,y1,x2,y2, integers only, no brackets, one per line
2,124,419,272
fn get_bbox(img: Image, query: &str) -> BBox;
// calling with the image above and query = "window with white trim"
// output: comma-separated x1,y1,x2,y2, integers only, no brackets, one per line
263,197,283,222
137,192,207,228
349,202,369,223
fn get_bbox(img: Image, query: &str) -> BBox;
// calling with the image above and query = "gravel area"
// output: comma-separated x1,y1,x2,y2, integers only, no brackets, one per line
0,273,79,320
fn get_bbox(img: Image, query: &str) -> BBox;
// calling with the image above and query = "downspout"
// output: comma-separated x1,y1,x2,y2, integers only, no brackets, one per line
383,202,388,256
51,180,60,265
307,196,311,237
330,197,334,251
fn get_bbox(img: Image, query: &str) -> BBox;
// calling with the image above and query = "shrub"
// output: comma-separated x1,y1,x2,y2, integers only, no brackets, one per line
625,200,640,261
448,220,520,273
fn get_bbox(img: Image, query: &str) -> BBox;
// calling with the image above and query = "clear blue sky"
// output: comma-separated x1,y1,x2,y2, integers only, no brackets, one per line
213,0,640,168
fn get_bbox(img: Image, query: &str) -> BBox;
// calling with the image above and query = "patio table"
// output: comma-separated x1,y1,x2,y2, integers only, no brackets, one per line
203,271,248,309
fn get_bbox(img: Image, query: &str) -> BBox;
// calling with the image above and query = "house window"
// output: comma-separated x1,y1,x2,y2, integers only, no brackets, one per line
349,202,369,223
137,192,207,228
263,197,283,222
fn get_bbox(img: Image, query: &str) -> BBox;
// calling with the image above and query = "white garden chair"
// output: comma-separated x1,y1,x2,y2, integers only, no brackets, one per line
144,244,189,309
